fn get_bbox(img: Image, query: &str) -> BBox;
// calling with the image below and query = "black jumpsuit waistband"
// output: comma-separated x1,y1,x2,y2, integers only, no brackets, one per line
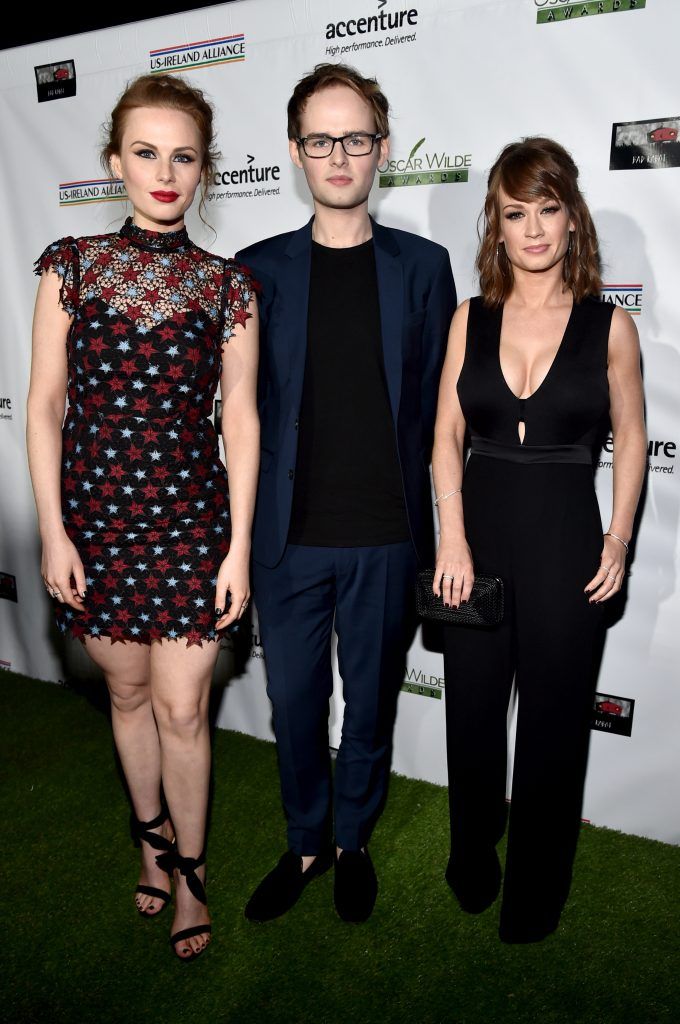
470,436,593,465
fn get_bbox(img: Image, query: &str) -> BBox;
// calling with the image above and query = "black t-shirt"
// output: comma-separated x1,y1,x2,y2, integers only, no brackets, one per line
287,239,409,547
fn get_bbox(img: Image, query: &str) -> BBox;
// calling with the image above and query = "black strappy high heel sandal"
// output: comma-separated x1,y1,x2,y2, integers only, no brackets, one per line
163,849,212,961
131,803,175,916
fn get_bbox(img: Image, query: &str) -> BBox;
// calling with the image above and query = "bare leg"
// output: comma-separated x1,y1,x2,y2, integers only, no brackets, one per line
151,639,220,958
84,637,173,915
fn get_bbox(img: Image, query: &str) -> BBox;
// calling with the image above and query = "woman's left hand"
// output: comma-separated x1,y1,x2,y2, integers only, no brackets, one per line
214,549,250,629
584,535,627,603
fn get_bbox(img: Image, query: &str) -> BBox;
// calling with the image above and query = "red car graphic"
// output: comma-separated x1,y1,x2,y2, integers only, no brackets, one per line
596,700,623,716
648,127,678,143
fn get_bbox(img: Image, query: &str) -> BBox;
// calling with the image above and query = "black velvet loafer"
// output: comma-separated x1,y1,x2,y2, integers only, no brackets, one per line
244,848,333,922
334,848,378,923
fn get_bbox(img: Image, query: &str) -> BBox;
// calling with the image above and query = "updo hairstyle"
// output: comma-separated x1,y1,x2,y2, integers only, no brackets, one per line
101,73,220,192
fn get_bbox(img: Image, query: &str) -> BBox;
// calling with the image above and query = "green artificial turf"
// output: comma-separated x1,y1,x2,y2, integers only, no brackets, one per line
2,671,679,1024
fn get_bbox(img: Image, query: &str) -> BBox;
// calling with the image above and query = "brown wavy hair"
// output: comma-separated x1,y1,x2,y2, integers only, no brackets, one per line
477,137,602,307
101,74,220,215
287,63,390,140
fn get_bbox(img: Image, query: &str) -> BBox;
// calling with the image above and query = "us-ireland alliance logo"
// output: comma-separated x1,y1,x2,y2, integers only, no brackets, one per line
149,33,245,74
59,178,127,207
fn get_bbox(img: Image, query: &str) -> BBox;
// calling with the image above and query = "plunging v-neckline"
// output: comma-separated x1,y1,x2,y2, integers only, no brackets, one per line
498,299,575,403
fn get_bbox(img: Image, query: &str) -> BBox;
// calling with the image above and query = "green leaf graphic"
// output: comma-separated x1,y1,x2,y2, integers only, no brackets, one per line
408,137,426,161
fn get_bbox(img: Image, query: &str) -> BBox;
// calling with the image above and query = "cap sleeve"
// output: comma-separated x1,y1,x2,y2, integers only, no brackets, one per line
34,236,80,316
220,261,258,346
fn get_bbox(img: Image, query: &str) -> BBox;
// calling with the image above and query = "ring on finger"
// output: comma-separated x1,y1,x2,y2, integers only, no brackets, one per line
442,574,455,581
607,573,617,581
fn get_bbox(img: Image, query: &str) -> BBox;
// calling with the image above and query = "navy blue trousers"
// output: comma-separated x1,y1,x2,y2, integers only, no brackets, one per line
253,541,417,854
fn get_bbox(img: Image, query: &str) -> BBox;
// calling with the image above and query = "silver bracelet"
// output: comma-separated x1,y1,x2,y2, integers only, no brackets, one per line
434,487,462,506
604,531,629,553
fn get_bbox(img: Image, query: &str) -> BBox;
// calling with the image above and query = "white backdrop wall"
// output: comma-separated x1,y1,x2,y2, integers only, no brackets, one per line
1,0,678,844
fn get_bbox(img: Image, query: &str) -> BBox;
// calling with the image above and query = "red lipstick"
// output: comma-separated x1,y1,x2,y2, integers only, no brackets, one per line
151,190,179,203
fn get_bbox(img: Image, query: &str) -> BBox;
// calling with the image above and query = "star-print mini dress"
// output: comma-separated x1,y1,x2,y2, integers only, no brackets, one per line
34,217,255,646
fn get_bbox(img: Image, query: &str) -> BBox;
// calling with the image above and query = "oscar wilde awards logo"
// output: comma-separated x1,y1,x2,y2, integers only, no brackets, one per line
324,0,419,58
610,117,680,171
379,138,471,189
59,177,127,207
149,33,245,74
534,0,645,24
209,155,282,204
402,665,444,700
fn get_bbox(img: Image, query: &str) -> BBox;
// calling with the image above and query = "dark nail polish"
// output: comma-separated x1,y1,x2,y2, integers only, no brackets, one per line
215,608,222,618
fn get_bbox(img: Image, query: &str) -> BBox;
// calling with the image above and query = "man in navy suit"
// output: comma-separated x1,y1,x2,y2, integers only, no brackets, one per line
236,63,456,923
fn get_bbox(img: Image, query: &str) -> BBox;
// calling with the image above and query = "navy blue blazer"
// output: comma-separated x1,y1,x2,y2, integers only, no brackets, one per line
236,217,456,569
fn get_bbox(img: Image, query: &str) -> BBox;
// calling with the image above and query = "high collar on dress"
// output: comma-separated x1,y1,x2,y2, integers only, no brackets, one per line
119,216,190,252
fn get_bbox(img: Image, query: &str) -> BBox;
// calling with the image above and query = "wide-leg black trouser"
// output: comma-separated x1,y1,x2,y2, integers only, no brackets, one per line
443,454,605,933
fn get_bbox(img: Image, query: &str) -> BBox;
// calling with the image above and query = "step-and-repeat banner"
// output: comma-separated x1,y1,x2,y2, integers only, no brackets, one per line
1,0,678,844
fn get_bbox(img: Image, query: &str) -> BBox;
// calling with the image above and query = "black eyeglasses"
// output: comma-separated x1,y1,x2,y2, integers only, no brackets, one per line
296,132,383,158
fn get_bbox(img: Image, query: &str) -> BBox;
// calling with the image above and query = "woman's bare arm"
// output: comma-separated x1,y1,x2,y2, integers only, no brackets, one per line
27,271,86,609
214,297,260,630
431,300,473,608
585,306,646,602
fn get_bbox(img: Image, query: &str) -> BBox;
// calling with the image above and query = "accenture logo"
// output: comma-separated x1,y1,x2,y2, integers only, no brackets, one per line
324,1,418,58
209,155,281,203
598,434,676,477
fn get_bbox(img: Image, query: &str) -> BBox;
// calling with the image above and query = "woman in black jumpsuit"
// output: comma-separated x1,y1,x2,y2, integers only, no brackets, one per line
432,138,646,943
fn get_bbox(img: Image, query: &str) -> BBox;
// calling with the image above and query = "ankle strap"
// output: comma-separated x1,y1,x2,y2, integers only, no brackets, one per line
155,848,207,904
130,800,171,852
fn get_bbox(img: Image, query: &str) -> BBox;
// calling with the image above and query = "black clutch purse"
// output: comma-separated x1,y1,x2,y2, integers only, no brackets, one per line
416,569,504,627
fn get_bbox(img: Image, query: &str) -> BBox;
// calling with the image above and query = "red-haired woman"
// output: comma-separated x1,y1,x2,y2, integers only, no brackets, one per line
432,137,646,942
27,74,259,960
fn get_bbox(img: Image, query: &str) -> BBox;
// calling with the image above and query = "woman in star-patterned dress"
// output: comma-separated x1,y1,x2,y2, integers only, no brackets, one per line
27,75,259,961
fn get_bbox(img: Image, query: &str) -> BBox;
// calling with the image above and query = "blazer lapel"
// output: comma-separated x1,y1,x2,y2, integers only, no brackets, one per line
372,219,403,423
283,219,313,407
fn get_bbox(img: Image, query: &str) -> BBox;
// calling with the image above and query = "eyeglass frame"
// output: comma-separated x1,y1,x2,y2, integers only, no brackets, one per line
295,132,384,159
